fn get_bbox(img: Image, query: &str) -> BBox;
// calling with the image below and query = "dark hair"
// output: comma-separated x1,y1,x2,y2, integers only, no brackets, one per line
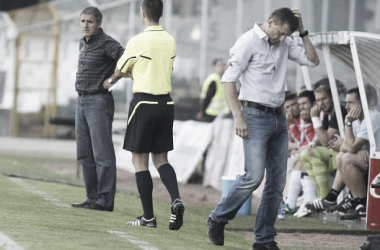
298,90,315,104
285,92,297,102
142,0,163,23
81,6,103,23
213,58,223,66
269,8,298,32
347,87,360,102
365,85,378,106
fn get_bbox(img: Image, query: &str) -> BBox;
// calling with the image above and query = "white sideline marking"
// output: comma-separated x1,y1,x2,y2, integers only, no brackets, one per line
108,230,159,250
9,177,70,208
0,232,24,250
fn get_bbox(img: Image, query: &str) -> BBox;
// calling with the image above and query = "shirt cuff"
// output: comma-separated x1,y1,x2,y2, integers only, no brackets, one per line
221,62,241,82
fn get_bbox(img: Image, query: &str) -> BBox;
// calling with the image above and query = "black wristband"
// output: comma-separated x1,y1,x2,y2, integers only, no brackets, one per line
299,30,309,38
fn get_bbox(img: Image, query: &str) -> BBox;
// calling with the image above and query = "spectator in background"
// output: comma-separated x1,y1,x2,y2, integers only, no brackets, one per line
281,92,300,216
285,90,316,147
283,92,301,214
196,59,230,122
71,6,124,212
296,90,318,147
338,86,379,220
301,79,347,201
308,88,370,215
284,92,301,142
338,87,371,220
285,90,318,217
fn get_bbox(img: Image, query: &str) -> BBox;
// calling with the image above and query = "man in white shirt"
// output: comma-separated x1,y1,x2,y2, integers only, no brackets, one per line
338,88,370,220
206,8,319,250
328,86,379,220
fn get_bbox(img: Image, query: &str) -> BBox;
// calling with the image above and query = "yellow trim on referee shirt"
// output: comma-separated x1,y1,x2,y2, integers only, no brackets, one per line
117,25,176,95
167,101,175,105
128,101,158,125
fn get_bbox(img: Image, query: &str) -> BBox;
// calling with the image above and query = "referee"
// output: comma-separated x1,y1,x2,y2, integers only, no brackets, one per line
104,0,184,230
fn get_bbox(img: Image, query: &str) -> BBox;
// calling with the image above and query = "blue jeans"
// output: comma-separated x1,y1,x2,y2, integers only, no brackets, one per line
210,106,288,243
75,93,116,209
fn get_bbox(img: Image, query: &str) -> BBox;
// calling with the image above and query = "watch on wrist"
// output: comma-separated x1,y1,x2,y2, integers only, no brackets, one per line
345,121,352,126
107,78,114,84
299,30,309,38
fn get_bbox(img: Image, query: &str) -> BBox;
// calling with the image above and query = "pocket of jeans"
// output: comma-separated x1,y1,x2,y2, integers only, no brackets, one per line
93,96,107,101
242,106,265,117
105,106,115,118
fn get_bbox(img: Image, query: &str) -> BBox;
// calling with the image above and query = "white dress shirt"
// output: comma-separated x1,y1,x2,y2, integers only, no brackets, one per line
221,23,317,107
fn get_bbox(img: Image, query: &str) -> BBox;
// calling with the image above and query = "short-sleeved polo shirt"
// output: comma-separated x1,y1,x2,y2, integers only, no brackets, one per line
117,25,176,95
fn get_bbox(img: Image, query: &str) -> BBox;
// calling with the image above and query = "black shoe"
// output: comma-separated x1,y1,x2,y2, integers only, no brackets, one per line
360,239,380,250
72,200,94,208
340,204,366,220
327,195,355,213
84,202,113,212
360,242,372,250
169,199,185,230
367,234,380,241
252,241,280,250
126,216,157,227
206,217,226,246
306,198,336,212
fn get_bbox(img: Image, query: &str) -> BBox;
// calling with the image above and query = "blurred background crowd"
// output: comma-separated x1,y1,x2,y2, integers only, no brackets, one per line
1,0,380,139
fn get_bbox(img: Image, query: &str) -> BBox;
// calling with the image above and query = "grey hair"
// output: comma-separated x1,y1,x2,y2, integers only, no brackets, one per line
81,6,103,23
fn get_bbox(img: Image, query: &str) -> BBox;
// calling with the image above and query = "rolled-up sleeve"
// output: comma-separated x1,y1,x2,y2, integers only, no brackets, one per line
287,39,317,67
221,32,253,83
117,37,138,73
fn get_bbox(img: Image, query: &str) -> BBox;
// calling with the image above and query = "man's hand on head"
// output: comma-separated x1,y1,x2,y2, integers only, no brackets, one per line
346,104,362,122
292,9,305,33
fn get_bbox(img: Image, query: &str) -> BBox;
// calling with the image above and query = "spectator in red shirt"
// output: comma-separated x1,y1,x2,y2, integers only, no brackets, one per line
284,90,318,217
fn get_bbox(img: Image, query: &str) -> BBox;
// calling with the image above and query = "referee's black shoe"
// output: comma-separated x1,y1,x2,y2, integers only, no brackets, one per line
126,216,157,227
169,199,185,230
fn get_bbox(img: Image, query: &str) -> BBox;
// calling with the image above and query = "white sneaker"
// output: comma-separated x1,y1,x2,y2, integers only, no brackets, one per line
293,207,301,217
294,203,312,218
293,202,305,217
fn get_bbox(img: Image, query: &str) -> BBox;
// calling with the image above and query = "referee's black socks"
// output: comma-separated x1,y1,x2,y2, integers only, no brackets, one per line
158,163,180,203
135,170,154,220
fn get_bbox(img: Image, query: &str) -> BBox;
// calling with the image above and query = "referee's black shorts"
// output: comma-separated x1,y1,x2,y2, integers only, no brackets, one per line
123,93,174,153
